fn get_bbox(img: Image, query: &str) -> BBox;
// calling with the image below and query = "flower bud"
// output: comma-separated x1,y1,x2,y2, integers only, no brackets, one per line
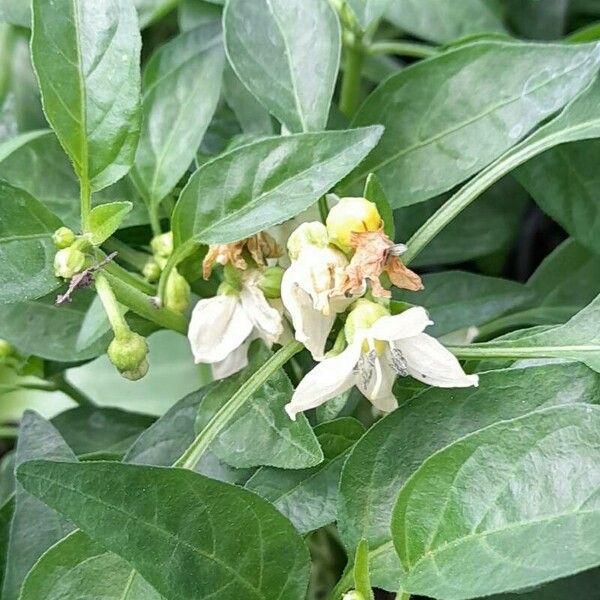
326,197,383,253
143,260,161,283
164,269,191,314
287,222,329,260
0,339,13,359
342,592,365,600
107,331,149,380
345,299,389,344
257,266,284,299
151,231,173,259
52,226,76,249
217,281,240,297
222,263,243,291
54,247,86,279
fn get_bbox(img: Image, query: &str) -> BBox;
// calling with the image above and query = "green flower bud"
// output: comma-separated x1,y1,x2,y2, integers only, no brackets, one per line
107,331,149,380
0,339,13,359
164,269,191,314
217,281,240,297
257,266,284,299
345,299,389,348
342,592,365,600
151,231,173,259
143,260,162,283
287,222,329,260
326,197,383,253
52,226,76,249
222,263,243,291
54,247,86,279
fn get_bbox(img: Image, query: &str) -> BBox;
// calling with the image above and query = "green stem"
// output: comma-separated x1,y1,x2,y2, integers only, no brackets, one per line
329,567,354,600
369,40,437,59
395,592,411,600
51,373,94,407
0,381,57,393
103,260,155,295
174,340,303,469
0,426,17,438
318,195,329,224
157,241,195,305
447,345,596,360
148,201,162,237
80,178,92,232
340,40,365,118
103,238,151,273
95,273,130,339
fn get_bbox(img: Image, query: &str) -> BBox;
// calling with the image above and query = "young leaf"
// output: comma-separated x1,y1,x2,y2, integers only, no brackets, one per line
0,180,61,303
2,412,76,600
88,201,132,245
392,405,600,599
224,0,340,132
245,418,365,533
363,173,394,239
20,530,163,600
131,23,224,208
17,461,312,600
30,0,141,192
351,40,600,207
172,126,383,245
337,362,600,590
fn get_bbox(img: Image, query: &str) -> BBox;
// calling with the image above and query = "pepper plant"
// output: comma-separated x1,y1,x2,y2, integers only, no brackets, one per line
1,0,600,599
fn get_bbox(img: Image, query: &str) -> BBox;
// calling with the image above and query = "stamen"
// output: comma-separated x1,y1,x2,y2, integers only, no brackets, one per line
390,347,409,376
354,350,377,392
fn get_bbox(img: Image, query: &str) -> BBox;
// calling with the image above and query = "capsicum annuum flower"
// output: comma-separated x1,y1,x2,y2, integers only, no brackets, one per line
285,300,478,419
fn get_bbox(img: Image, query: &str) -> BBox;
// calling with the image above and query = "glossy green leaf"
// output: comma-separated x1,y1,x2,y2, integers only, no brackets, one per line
88,201,132,245
0,291,110,362
196,343,323,469
173,126,383,245
245,418,364,533
2,412,76,600
131,23,224,207
224,0,340,132
31,0,141,192
351,41,600,208
337,361,600,590
392,405,600,599
0,496,14,591
17,461,311,600
346,0,391,31
178,0,222,30
364,172,394,239
505,0,568,41
385,0,506,43
0,180,61,303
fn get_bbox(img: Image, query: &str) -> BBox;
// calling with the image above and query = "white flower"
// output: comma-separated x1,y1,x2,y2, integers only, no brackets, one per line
285,306,479,420
188,272,283,379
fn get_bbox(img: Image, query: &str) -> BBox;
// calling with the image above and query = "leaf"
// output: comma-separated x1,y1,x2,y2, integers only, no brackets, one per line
364,173,394,239
392,405,600,599
17,461,312,600
394,271,533,337
88,201,132,245
31,0,141,192
0,0,30,27
0,180,62,303
224,0,340,132
173,126,383,245
346,0,392,31
19,530,163,600
0,291,110,362
505,0,569,41
385,0,506,44
196,342,323,469
134,0,178,28
515,138,600,253
337,361,600,590
178,0,222,31
131,23,224,207
2,412,76,600
245,418,365,533
0,496,14,591
350,40,600,208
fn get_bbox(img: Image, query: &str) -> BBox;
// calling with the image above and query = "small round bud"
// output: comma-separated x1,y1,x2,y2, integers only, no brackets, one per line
164,270,191,314
326,197,383,253
342,592,365,600
54,247,86,279
287,222,329,260
345,299,389,345
143,260,161,283
52,226,76,249
0,339,13,359
257,266,284,299
151,231,173,259
107,331,149,380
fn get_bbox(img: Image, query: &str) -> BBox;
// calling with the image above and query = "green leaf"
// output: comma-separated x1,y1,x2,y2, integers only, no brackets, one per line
351,40,600,208
245,418,364,533
0,291,110,362
0,496,14,591
337,361,600,590
196,343,323,469
31,0,141,192
363,172,394,239
224,0,340,132
392,405,600,599
346,0,391,32
2,412,76,600
394,271,533,337
17,461,312,600
134,0,178,28
505,0,568,41
178,0,222,30
131,23,224,207
385,0,506,43
0,0,30,28
516,138,600,253
173,126,383,245
0,180,62,303
88,201,132,245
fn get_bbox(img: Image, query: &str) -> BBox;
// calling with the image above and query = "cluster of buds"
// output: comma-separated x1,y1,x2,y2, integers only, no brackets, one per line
52,227,92,279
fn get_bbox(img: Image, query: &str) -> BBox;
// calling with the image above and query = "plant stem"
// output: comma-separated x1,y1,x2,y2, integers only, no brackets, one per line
0,426,17,438
103,238,150,273
340,40,365,118
148,201,162,237
318,195,329,223
395,592,411,600
95,273,130,339
369,40,437,59
51,373,94,407
80,178,92,232
103,260,155,295
174,340,303,469
157,241,195,305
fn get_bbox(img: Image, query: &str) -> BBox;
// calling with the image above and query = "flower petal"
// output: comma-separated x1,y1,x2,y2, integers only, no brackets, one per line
240,282,283,345
359,350,398,413
284,343,361,420
397,333,479,388
366,307,432,342
187,295,253,364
